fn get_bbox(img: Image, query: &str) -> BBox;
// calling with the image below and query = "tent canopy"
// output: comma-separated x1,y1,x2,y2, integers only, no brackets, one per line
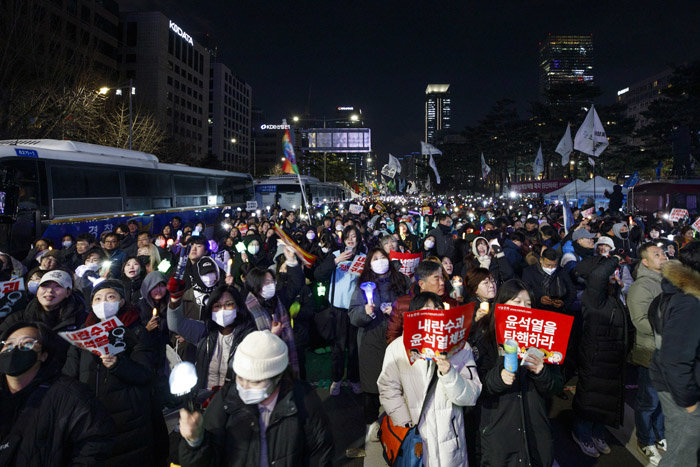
543,179,588,201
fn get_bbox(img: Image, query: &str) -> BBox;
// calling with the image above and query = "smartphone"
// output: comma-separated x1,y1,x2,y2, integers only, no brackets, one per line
522,347,545,367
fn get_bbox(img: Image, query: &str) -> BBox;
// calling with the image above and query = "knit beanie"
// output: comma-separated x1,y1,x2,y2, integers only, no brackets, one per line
232,330,288,380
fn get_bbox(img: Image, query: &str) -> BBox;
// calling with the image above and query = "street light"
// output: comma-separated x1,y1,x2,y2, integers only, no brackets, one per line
350,114,359,122
98,79,135,150
292,116,300,122
230,138,237,143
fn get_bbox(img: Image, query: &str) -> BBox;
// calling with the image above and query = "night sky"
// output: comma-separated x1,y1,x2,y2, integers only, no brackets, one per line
120,0,700,161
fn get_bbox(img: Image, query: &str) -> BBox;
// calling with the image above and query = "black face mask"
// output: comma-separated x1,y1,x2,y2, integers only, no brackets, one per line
619,232,629,239
0,347,39,377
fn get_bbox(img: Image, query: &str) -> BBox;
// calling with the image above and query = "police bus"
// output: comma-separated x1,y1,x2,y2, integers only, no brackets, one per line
0,139,253,256
254,174,355,211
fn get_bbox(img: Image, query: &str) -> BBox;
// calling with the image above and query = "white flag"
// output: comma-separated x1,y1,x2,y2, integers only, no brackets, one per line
421,141,442,156
533,144,544,176
574,105,609,157
555,124,573,166
588,157,595,167
428,154,441,184
388,154,402,174
481,153,491,179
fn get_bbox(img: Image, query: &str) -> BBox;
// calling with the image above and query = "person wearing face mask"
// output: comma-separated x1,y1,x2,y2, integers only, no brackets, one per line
347,249,412,455
167,285,255,396
422,234,438,256
522,248,576,313
611,222,634,257
73,247,107,299
561,228,597,276
120,257,144,307
63,279,162,466
462,236,514,286
24,269,45,298
178,330,334,466
244,247,304,377
0,322,115,466
467,280,562,467
426,214,455,258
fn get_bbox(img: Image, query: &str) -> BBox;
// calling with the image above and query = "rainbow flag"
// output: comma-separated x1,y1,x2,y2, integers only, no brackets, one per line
273,223,317,267
282,129,299,175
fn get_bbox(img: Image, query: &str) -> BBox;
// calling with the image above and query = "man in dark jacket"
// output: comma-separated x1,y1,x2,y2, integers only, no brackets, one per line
605,184,624,212
0,321,114,466
179,330,334,466
502,231,526,277
649,242,700,466
521,247,576,313
427,214,455,259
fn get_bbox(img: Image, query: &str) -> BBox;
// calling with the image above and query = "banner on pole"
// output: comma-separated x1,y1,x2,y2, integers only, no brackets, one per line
59,317,128,357
381,164,397,178
494,304,574,365
510,179,570,194
389,251,423,278
403,303,475,364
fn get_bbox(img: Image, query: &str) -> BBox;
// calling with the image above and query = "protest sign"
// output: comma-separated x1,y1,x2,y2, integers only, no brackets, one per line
403,302,475,364
582,207,595,218
0,278,25,319
669,208,689,222
692,216,700,232
389,251,423,278
348,254,366,275
349,203,363,215
421,206,433,216
59,317,128,357
246,200,258,210
494,304,574,364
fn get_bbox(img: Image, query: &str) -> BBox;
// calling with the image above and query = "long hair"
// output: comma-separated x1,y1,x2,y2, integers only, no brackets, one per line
358,248,408,297
342,225,366,255
202,284,251,327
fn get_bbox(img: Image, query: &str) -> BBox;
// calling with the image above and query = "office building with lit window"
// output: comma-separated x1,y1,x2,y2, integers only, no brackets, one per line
539,34,594,101
208,62,252,171
120,11,210,157
425,84,451,144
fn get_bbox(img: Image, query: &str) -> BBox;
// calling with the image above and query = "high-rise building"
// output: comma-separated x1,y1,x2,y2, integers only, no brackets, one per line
425,84,451,144
539,34,594,100
120,11,210,157
208,62,252,172
616,68,673,129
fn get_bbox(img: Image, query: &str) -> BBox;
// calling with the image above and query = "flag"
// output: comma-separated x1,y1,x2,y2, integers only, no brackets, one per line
533,144,544,177
425,175,432,192
273,223,316,267
387,179,396,193
421,141,442,156
281,129,299,174
623,171,639,188
655,160,663,180
399,177,406,193
481,153,491,179
429,154,441,184
555,124,573,166
588,157,595,167
388,154,402,174
562,202,574,234
574,105,608,157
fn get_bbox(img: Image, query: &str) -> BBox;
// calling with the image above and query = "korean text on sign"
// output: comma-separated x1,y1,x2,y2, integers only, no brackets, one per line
403,302,475,364
494,304,574,365
669,208,689,222
347,255,367,275
59,317,128,357
389,251,423,278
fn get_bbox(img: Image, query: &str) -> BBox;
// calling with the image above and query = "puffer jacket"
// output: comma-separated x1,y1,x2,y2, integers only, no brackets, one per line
178,376,334,467
378,338,482,467
63,306,156,466
572,256,628,427
627,262,663,367
0,354,115,466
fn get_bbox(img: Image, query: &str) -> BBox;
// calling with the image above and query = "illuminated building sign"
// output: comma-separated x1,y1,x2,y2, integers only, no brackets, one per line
260,124,291,130
617,87,629,96
169,21,194,46
337,106,354,111
302,128,371,153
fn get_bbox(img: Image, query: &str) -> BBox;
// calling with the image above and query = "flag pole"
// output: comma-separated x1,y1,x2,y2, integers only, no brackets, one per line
296,172,311,219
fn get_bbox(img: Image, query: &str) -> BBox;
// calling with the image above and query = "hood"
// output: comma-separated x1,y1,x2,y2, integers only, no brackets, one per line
612,223,628,239
140,271,168,309
471,236,488,257
662,260,700,300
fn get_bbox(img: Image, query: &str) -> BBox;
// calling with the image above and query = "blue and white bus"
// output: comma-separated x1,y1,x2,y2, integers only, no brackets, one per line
0,139,253,256
254,175,355,211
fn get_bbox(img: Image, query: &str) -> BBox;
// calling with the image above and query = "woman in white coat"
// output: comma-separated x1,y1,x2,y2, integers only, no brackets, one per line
378,292,482,466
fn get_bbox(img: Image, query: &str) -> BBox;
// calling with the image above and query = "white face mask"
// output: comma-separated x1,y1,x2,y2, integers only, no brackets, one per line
212,308,237,327
248,245,260,255
371,258,390,275
62,241,72,249
542,266,557,275
27,280,39,295
260,283,276,300
201,273,218,288
335,225,343,232
236,379,277,405
321,247,329,254
424,239,435,249
306,231,316,240
93,301,120,320
85,262,100,271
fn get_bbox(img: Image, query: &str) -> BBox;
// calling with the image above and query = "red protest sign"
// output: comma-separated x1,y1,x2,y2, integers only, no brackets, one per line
347,254,366,275
421,206,433,216
389,251,423,278
403,302,475,364
494,304,574,364
582,207,595,218
669,208,689,222
59,317,128,357
692,216,700,232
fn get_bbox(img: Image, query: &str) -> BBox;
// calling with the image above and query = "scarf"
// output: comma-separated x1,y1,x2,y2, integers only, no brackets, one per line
245,293,299,376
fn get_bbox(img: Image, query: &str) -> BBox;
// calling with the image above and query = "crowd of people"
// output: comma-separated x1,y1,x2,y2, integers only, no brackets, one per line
0,193,698,466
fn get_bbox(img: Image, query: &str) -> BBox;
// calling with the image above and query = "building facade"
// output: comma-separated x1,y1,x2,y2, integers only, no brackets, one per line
120,11,210,157
425,84,451,144
539,34,594,101
616,68,673,129
208,62,252,171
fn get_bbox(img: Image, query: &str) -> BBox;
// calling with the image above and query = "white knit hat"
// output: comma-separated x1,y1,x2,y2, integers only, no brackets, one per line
232,330,289,380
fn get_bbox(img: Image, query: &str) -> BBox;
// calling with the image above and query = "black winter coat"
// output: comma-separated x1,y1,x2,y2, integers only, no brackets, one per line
573,256,628,427
0,358,115,466
179,376,334,467
63,307,156,466
194,319,256,390
521,264,576,313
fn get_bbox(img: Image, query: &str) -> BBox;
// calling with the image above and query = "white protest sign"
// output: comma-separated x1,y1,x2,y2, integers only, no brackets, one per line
59,317,128,356
0,278,25,318
246,200,258,210
669,208,689,222
349,204,363,215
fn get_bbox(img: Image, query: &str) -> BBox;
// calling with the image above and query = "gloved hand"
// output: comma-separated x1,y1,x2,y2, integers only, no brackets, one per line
75,264,90,278
167,277,186,300
490,244,502,255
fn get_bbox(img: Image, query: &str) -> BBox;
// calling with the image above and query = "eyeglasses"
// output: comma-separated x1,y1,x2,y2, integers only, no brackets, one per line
0,337,39,353
212,301,237,310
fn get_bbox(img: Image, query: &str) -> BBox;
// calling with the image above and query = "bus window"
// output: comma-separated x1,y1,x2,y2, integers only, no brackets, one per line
174,174,206,207
124,171,172,210
51,166,122,215
225,177,253,204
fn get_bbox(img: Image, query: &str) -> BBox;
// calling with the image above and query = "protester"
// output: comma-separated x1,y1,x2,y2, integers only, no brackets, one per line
521,247,576,313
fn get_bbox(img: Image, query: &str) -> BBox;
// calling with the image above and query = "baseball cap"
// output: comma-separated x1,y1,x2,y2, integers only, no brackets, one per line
572,229,597,242
38,270,72,289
